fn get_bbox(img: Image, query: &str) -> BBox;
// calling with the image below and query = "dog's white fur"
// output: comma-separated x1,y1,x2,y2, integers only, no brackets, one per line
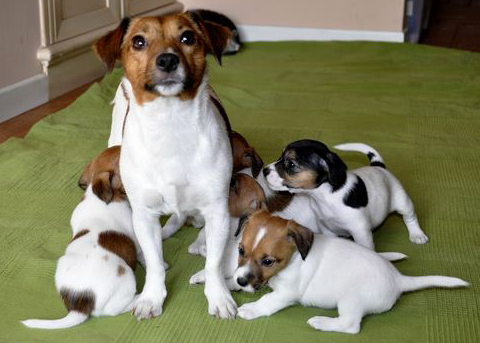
265,143,429,249
118,76,236,319
21,185,138,329
235,231,468,334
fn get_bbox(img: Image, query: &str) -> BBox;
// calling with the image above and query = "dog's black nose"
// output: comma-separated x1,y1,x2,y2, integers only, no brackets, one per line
156,53,179,72
236,277,248,287
263,167,270,177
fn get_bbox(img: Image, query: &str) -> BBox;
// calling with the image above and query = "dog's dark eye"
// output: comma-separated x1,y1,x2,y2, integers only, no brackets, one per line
132,36,147,50
262,258,274,267
286,160,296,170
180,30,195,45
238,246,245,256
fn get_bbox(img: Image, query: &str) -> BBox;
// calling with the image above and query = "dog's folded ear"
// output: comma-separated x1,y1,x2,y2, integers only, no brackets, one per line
323,152,347,191
287,221,314,260
93,17,130,72
188,11,232,65
234,215,249,237
78,163,91,190
91,171,114,204
243,149,264,178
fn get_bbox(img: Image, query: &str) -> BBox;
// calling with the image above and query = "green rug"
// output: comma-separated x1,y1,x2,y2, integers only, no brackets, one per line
1,41,479,343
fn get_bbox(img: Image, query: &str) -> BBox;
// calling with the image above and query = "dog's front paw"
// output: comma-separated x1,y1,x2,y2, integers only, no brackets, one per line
237,302,262,320
409,233,429,244
189,270,205,285
188,242,206,256
205,286,237,319
132,291,167,320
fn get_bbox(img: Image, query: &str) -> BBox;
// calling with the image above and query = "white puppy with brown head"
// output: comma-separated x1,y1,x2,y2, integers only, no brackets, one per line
264,140,429,250
234,211,468,334
94,13,236,319
22,147,141,329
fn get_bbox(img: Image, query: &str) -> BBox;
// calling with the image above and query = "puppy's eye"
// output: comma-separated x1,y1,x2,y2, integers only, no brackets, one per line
132,36,146,50
180,30,195,45
261,258,274,267
238,246,245,256
286,160,296,170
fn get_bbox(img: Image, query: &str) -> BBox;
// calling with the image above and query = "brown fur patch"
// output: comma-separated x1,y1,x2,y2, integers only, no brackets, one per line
266,192,294,212
231,131,264,177
229,174,267,218
71,229,90,242
281,169,318,189
60,288,95,315
117,265,126,276
98,231,137,270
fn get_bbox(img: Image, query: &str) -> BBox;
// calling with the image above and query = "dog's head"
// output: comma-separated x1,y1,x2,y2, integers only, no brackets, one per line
78,146,126,204
233,211,313,292
231,131,264,178
94,12,232,103
263,139,347,192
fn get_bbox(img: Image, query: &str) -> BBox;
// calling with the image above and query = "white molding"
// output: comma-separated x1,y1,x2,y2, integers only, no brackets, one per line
0,74,49,124
238,25,405,43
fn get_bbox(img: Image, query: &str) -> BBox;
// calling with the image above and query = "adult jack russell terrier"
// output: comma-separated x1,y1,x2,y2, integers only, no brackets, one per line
22,147,141,329
94,13,236,319
264,140,429,249
234,211,468,334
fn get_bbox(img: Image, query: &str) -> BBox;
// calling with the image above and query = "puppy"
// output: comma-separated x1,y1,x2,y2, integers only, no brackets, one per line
234,211,468,334
95,13,236,319
22,147,140,329
264,140,429,249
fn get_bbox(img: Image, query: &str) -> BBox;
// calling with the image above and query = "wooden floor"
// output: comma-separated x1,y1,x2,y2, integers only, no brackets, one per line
0,80,97,145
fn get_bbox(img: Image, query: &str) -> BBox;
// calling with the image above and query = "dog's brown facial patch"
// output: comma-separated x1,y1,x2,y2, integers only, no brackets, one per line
229,173,267,218
231,131,264,177
71,229,90,242
117,265,126,276
79,146,127,203
275,149,319,189
98,231,137,270
238,211,314,289
60,288,95,315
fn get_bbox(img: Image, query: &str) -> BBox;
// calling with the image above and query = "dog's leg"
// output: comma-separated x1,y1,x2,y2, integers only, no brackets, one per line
237,291,295,320
394,190,429,244
202,206,237,318
188,228,206,256
190,270,241,291
131,206,167,319
349,225,375,250
162,213,187,240
307,298,363,334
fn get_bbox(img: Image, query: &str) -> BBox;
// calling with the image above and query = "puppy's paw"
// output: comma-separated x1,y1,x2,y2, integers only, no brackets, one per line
307,316,360,334
409,233,429,244
132,291,166,320
189,270,205,285
188,242,206,256
163,261,170,270
237,302,262,320
206,287,237,319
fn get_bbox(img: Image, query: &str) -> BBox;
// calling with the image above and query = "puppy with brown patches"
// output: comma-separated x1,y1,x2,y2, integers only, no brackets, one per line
234,211,468,334
95,12,236,319
264,140,429,250
22,147,141,329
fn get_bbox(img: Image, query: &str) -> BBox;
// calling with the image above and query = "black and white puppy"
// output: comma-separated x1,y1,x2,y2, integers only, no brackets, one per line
264,140,429,250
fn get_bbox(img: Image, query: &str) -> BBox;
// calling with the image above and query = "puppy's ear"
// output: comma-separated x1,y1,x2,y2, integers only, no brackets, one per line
287,221,313,260
78,163,91,190
91,171,114,204
93,18,130,72
234,215,249,237
323,151,347,190
189,12,232,65
243,149,264,178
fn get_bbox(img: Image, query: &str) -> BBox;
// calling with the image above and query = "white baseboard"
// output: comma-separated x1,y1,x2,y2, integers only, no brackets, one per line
238,25,405,43
0,74,49,124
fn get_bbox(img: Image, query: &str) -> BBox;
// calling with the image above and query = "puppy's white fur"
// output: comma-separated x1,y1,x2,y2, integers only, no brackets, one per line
265,142,429,249
21,186,139,329
118,76,236,319
236,232,468,334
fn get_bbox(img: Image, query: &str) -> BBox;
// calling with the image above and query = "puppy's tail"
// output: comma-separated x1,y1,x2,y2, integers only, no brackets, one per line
400,275,469,293
21,311,88,329
334,143,386,168
378,252,407,262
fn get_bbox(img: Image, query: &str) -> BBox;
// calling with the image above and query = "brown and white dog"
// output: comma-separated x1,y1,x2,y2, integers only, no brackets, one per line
94,13,236,319
22,147,142,329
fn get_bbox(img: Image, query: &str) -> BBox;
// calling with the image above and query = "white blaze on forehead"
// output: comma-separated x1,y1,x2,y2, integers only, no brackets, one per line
253,227,266,250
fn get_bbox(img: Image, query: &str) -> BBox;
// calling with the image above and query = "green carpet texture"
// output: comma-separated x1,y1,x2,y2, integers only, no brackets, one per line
1,42,479,343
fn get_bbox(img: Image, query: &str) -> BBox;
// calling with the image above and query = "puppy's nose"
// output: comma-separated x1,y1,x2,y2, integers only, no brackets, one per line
263,167,270,177
236,276,248,287
156,53,179,72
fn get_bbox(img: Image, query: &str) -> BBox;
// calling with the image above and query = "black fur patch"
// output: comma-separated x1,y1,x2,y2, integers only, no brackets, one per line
370,161,386,168
343,175,368,208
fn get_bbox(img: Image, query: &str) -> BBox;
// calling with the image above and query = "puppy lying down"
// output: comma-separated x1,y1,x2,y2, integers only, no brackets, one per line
22,146,141,329
233,211,468,334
